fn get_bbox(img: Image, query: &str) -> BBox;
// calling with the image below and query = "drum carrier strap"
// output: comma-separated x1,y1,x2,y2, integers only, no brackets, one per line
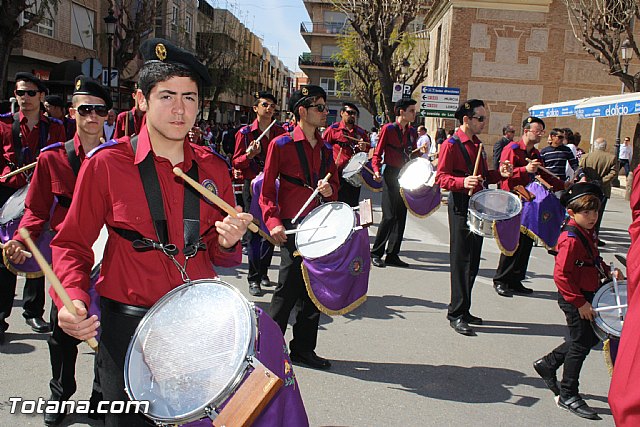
562,224,607,278
110,136,205,281
127,111,135,137
385,123,412,163
246,127,266,174
279,133,328,205
10,112,50,169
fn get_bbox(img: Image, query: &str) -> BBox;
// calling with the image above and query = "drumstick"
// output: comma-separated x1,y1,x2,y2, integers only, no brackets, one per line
18,228,99,351
246,120,277,154
594,304,628,313
0,242,32,258
335,145,343,166
342,134,364,143
525,158,561,180
611,262,624,322
284,225,327,235
172,167,279,247
124,110,129,137
0,161,37,180
358,161,375,175
291,173,331,224
468,143,484,196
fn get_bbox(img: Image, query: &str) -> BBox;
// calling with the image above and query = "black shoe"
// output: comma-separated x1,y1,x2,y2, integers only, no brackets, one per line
44,407,66,426
260,277,273,288
87,392,105,421
511,283,534,294
558,395,601,420
248,282,263,297
464,313,483,325
493,283,513,297
385,254,409,268
371,256,386,268
289,351,331,370
25,317,51,333
449,318,475,336
533,358,560,396
0,329,5,345
597,240,606,247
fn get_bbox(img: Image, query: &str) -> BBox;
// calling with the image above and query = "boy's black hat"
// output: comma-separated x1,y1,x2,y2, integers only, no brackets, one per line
560,182,604,207
139,38,213,86
15,72,48,93
73,75,113,110
44,95,65,108
288,85,326,112
522,116,545,129
254,91,277,104
454,99,484,122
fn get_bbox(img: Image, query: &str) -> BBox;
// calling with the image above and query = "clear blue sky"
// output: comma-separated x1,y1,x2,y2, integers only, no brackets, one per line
206,0,310,72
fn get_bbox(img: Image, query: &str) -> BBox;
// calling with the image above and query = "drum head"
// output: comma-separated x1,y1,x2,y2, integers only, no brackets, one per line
468,189,522,221
0,185,28,225
295,202,355,259
593,281,627,339
398,158,435,191
342,152,368,178
124,279,256,424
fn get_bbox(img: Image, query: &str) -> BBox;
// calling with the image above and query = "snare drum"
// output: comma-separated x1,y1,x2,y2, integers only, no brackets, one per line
295,202,357,259
398,158,441,218
467,189,522,238
360,159,383,192
592,280,628,341
342,152,369,187
0,185,54,278
124,279,284,425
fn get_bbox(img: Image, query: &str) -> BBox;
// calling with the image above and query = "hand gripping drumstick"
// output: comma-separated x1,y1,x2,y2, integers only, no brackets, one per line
246,120,277,154
172,167,279,247
468,143,484,196
525,158,561,180
0,242,32,258
0,161,37,180
18,228,99,351
291,173,331,224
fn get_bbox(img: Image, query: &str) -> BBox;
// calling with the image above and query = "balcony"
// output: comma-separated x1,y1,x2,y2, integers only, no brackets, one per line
298,53,344,69
300,21,349,41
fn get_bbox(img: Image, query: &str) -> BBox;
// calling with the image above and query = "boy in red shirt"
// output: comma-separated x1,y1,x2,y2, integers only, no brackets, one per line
533,182,623,420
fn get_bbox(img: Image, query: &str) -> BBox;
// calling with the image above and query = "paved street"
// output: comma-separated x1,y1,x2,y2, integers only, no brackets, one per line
0,187,631,426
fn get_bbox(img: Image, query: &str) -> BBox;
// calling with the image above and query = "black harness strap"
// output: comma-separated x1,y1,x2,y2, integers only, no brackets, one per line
11,113,21,168
128,111,135,136
562,224,606,278
452,135,474,175
64,139,81,176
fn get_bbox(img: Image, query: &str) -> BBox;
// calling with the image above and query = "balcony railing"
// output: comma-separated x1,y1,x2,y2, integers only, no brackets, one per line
298,53,344,67
300,21,349,35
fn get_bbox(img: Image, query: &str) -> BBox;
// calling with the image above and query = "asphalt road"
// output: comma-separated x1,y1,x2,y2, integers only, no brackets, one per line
0,187,631,426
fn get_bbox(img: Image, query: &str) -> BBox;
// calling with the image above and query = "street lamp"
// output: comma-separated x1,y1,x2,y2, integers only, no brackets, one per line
613,39,634,187
400,59,410,99
103,8,117,89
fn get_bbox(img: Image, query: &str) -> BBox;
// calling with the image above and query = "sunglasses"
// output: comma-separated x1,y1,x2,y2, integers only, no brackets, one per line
260,102,277,109
307,104,327,112
345,110,357,116
471,115,486,122
76,104,109,117
15,89,40,97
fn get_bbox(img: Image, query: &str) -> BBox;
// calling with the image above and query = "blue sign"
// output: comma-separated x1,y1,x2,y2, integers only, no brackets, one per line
529,104,579,118
421,86,460,95
575,99,640,119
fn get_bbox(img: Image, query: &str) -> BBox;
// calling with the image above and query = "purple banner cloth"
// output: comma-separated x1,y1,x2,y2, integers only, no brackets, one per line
301,227,370,315
521,182,565,248
360,160,382,192
88,265,101,341
184,308,309,427
493,213,522,256
401,185,441,218
250,173,279,234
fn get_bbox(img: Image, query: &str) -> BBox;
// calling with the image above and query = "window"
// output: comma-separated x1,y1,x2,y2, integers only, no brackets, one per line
185,13,192,38
172,4,179,27
71,4,95,48
320,77,336,96
22,1,55,38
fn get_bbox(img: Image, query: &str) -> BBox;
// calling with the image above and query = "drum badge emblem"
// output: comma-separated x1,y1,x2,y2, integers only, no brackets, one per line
75,79,82,90
301,87,309,96
541,210,551,223
155,43,167,61
202,179,218,202
349,256,364,276
284,359,291,375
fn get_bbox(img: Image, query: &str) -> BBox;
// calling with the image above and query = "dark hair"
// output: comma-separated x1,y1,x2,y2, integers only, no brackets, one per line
436,128,447,143
138,62,200,98
563,128,574,145
549,128,564,137
567,194,601,213
502,124,514,135
292,95,322,121
574,132,582,145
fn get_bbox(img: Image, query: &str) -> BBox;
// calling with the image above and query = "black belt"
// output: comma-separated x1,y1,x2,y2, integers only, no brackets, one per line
102,297,149,318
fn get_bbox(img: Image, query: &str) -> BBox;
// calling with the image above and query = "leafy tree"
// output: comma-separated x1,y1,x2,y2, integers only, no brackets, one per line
0,0,59,98
109,0,158,74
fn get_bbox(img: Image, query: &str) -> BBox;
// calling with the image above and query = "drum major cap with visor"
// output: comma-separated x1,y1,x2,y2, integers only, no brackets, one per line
522,116,545,130
139,38,213,87
454,99,484,123
73,75,113,110
288,85,326,112
560,182,604,208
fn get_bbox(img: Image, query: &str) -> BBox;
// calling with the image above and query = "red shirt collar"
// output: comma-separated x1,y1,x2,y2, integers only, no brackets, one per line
18,111,47,125
133,124,196,169
292,125,323,144
454,128,481,145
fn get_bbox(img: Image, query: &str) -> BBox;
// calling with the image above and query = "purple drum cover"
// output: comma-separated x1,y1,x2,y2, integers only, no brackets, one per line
360,160,382,192
88,264,102,341
400,185,441,218
183,308,309,427
492,213,522,256
250,173,279,234
300,227,370,315
2,228,54,278
520,182,565,248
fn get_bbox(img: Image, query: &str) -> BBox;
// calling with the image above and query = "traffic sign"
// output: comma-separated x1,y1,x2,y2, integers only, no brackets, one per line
102,69,119,87
81,58,102,80
420,85,460,118
392,82,412,102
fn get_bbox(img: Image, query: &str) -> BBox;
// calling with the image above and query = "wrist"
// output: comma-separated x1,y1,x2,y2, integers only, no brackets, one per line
219,240,239,253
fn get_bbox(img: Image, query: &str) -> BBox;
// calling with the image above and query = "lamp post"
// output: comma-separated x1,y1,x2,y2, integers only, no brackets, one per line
400,59,410,99
613,39,633,187
103,8,117,90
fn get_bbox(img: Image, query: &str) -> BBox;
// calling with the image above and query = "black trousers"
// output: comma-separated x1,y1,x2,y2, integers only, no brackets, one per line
48,304,102,402
493,233,534,289
0,266,46,331
269,219,320,354
447,192,484,320
371,166,407,257
595,196,608,236
338,176,361,208
243,179,274,283
97,299,153,427
541,292,600,397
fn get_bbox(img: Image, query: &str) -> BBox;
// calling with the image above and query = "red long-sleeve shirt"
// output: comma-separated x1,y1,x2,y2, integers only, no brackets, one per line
114,107,145,138
232,119,286,181
435,128,502,194
259,125,339,231
499,139,564,192
51,125,240,309
371,121,417,171
322,121,370,173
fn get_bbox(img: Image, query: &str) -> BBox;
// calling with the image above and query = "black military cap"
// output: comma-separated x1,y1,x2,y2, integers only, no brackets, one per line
73,75,113,110
44,95,65,108
454,99,484,122
342,102,359,115
15,72,48,93
560,182,604,207
288,85,327,112
522,116,545,129
139,38,213,86
254,91,277,104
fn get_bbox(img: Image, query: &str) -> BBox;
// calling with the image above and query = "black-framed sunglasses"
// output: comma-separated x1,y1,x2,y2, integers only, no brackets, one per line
15,89,39,97
344,110,357,116
260,102,277,109
471,115,486,122
76,104,109,117
307,104,327,112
